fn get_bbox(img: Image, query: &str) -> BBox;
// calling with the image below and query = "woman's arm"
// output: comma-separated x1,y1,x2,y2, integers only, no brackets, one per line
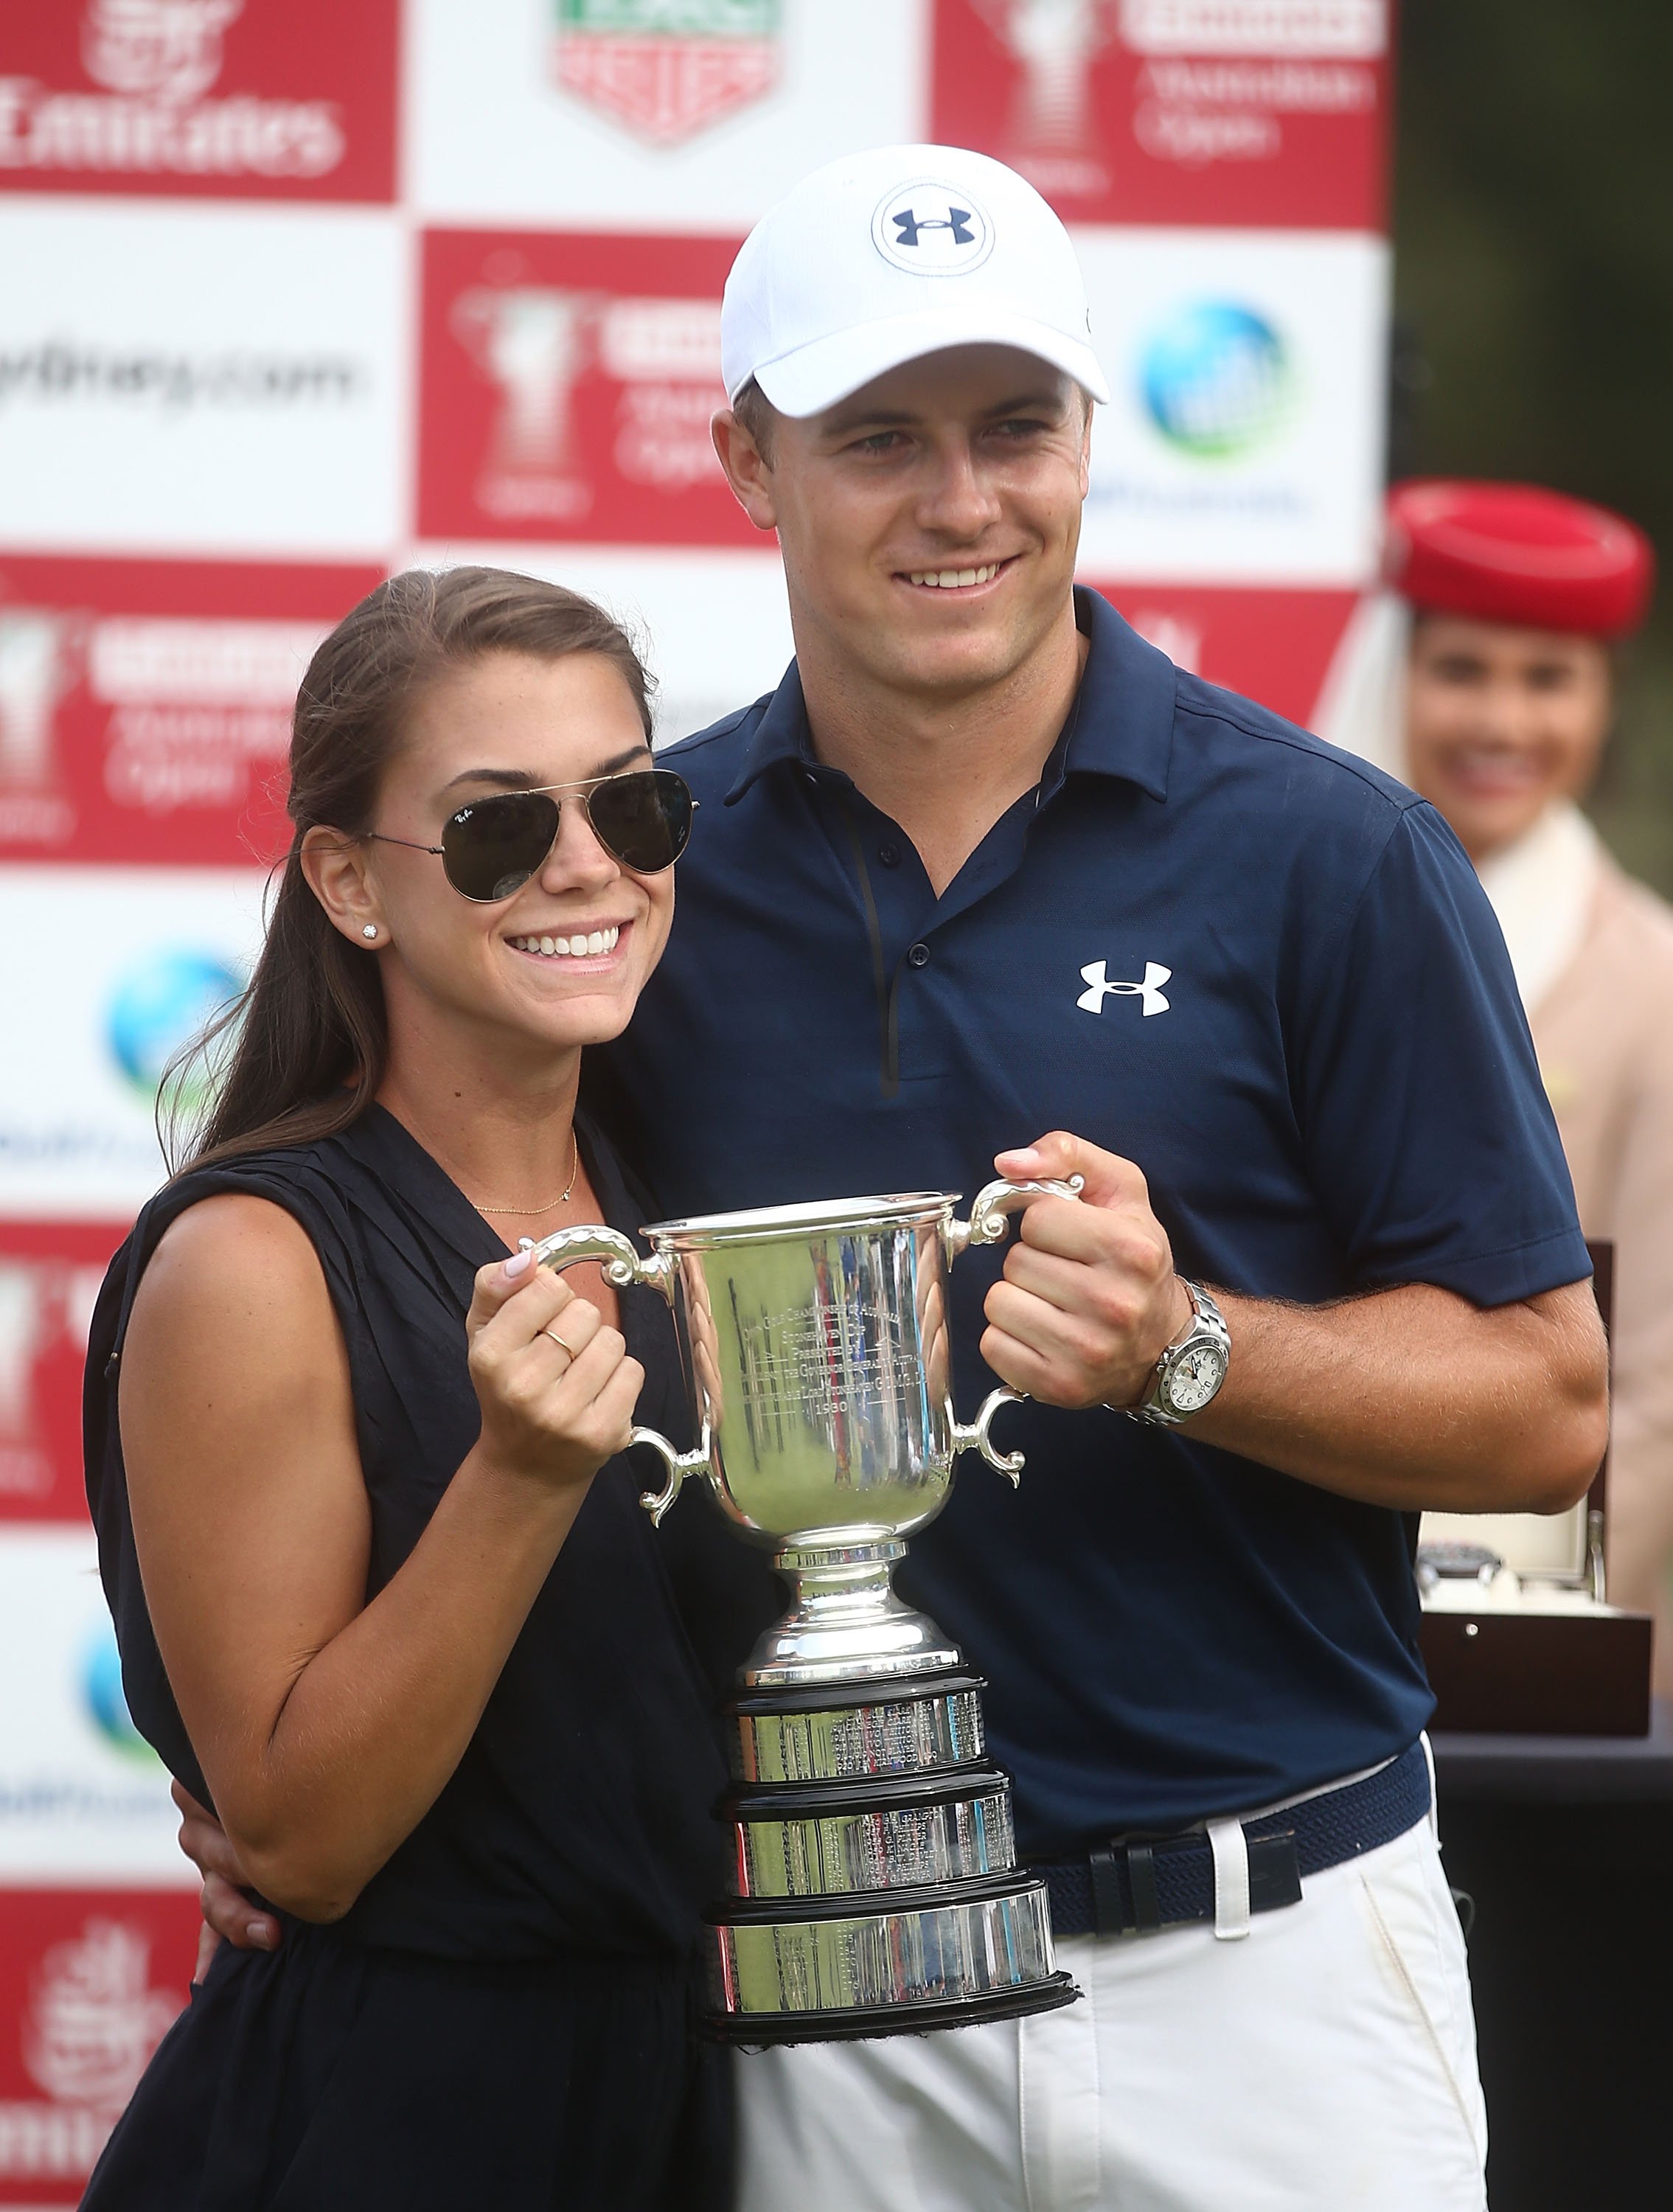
120,1194,637,1924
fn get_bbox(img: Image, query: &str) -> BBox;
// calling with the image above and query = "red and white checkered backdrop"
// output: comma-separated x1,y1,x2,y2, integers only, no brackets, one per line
0,1,1392,2194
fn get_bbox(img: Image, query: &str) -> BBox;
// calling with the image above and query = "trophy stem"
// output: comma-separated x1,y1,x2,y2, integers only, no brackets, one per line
743,1538,964,1689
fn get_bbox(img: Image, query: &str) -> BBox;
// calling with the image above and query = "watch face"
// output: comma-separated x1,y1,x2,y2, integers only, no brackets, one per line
1166,1343,1226,1415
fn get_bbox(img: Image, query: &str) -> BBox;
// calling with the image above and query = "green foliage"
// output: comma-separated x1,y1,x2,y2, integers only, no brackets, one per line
1395,0,1673,890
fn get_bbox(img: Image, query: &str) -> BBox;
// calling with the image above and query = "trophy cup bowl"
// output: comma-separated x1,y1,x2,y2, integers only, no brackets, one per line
532,1178,1084,2042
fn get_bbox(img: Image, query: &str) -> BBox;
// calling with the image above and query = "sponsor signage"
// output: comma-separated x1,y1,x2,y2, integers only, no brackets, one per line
0,1887,196,2203
932,0,1389,229
0,557,380,868
419,229,755,547
1074,226,1387,583
552,0,784,147
406,543,795,745
0,0,398,202
406,0,926,229
1084,581,1357,726
0,202,406,556
0,1531,189,1882
0,1225,125,1526
0,866,267,1220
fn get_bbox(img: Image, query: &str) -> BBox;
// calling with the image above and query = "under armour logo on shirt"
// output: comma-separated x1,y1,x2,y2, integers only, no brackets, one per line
1077,960,1172,1017
892,205,975,248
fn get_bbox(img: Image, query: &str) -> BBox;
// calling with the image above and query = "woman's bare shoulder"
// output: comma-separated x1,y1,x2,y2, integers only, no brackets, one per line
126,1191,342,1388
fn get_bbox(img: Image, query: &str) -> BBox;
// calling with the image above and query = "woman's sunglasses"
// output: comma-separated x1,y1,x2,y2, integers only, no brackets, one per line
369,768,695,902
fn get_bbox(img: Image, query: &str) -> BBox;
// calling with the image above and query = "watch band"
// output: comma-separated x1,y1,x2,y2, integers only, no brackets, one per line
1124,1279,1230,1429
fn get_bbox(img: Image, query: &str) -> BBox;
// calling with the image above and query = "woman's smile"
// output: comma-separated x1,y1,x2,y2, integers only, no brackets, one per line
505,921,630,968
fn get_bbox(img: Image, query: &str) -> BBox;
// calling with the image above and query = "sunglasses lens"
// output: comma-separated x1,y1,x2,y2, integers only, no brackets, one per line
585,770,693,873
441,793,560,901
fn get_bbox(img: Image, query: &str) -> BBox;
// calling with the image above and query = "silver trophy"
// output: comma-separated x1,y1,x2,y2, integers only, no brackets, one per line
533,1179,1083,2042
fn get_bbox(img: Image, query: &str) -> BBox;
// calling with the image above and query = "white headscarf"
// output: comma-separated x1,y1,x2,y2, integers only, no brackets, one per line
1310,591,1599,1015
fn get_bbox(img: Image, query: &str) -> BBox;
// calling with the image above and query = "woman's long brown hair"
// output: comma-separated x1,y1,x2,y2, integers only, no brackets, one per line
166,566,654,1175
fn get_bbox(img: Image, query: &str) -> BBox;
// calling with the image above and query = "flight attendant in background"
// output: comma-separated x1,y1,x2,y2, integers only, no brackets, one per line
1319,479,1673,1682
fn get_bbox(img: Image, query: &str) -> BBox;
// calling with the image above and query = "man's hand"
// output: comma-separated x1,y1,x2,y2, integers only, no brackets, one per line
173,1778,279,1983
981,1130,1608,1515
982,1132,1192,1411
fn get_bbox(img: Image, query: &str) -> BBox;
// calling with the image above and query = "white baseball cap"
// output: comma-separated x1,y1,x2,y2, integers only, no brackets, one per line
721,143,1109,420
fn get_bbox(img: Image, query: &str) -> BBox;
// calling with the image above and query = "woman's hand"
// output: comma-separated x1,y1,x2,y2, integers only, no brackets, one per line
465,1248,644,1491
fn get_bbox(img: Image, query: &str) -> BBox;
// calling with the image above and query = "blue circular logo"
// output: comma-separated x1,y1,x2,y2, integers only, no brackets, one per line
82,1621,156,1764
107,950,243,1102
1139,302,1293,459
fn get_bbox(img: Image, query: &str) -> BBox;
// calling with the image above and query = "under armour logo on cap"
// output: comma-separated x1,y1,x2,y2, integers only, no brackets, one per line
1077,960,1172,1017
872,179,995,276
893,206,975,248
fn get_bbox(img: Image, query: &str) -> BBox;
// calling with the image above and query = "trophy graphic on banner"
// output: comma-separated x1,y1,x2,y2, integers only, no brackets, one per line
534,1180,1084,2042
974,0,1116,187
451,287,597,523
0,610,77,792
0,1262,46,1472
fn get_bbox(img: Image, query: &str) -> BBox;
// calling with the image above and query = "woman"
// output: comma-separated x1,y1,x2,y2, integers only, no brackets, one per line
1318,479,1673,1682
81,567,731,2210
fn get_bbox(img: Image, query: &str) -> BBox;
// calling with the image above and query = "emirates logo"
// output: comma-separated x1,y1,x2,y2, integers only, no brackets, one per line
0,0,348,183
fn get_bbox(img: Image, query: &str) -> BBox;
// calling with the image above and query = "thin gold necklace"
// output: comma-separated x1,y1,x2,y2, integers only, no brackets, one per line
471,1130,580,1217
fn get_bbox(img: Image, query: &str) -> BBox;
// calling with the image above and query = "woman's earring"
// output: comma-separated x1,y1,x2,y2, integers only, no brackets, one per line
361,924,379,941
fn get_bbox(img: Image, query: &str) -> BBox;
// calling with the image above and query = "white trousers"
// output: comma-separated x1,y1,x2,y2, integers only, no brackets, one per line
734,1815,1488,2212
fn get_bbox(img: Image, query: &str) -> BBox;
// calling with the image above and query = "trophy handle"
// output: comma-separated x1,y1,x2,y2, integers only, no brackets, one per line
951,1387,1027,1486
947,1173,1085,1259
523,1225,675,1298
627,1426,714,1526
522,1231,709,1521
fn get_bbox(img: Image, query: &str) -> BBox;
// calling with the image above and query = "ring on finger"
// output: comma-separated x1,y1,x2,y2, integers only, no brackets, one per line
544,1327,579,1360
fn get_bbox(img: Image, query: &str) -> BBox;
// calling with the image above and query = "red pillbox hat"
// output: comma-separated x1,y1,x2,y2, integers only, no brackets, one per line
1386,479,1654,639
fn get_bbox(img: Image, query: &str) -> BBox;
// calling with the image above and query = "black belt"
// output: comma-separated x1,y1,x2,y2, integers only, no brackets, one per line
1040,1739,1430,1939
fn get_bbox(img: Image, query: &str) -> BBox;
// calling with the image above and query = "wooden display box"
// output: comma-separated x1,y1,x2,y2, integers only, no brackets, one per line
1417,1245,1654,1737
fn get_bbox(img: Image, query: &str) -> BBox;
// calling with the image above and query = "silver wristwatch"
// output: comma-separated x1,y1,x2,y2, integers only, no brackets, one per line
1125,1280,1230,1428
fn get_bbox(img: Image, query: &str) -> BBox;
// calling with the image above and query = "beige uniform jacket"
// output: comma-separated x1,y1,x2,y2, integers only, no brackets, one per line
1534,855,1673,1686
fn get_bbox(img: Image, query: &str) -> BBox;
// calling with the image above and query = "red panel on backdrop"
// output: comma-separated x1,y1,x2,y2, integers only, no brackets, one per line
0,0,400,203
0,557,384,869
932,0,1391,230
0,1222,127,1526
419,229,756,550
1088,582,1357,727
0,1890,195,2204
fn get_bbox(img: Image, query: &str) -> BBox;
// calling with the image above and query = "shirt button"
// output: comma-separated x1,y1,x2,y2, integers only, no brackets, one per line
877,841,901,868
907,942,931,968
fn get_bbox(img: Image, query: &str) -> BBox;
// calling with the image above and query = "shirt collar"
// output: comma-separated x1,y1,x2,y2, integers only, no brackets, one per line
723,585,1178,807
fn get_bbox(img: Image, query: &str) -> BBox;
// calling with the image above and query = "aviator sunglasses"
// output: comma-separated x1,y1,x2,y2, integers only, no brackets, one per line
369,768,695,901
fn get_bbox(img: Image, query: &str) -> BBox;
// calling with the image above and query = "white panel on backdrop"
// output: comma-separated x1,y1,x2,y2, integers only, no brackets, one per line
0,866,268,1218
0,1529,189,1883
0,202,408,556
1074,226,1387,585
406,0,931,229
406,544,795,743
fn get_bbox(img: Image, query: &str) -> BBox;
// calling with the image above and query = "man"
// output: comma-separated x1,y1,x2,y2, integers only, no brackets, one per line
188,149,1605,2209
1322,479,1673,1681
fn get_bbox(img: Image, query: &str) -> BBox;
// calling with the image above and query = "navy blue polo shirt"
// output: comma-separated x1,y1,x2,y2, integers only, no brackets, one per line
590,586,1590,1854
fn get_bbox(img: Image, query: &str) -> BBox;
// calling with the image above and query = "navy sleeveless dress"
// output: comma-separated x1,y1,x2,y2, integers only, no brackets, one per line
80,1105,734,2212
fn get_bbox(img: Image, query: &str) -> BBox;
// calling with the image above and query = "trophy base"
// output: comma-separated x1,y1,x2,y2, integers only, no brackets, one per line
711,1557,1079,2046
744,1539,964,1689
702,1973,1081,2047
705,1872,1077,2045
728,1666,989,1787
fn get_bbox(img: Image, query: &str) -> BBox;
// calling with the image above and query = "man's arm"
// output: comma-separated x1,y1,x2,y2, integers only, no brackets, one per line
984,1132,1609,1514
